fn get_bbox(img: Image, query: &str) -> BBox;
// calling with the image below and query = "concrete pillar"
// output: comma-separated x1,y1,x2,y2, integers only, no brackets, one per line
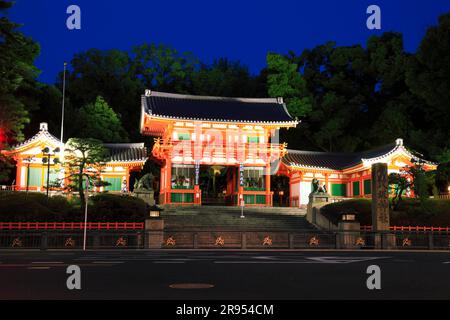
337,221,360,249
145,218,164,249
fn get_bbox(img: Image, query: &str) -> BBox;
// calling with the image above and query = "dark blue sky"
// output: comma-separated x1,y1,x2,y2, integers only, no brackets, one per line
8,0,450,84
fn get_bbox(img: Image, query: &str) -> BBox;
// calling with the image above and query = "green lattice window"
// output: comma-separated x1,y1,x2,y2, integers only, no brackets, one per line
353,181,360,196
364,179,371,195
331,183,346,196
104,177,122,191
247,136,259,143
28,167,42,187
171,192,194,203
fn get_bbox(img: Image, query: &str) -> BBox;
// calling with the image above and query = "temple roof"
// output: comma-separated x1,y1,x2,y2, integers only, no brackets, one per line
103,143,148,163
283,139,436,171
12,123,63,151
141,90,297,124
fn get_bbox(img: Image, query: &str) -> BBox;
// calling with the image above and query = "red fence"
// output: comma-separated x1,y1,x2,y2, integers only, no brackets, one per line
0,222,144,230
361,225,450,232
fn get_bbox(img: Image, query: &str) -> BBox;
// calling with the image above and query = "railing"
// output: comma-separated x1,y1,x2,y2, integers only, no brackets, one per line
1,229,449,250
152,138,287,162
0,222,144,230
436,194,450,200
361,225,450,232
0,185,18,191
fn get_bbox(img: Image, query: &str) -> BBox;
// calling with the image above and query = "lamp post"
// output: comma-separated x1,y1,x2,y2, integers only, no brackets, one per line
42,147,60,199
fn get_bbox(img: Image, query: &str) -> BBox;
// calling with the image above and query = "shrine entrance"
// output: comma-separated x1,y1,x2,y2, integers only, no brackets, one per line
199,165,228,206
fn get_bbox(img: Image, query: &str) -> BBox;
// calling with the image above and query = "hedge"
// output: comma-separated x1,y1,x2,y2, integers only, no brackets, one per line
0,192,148,222
320,198,450,226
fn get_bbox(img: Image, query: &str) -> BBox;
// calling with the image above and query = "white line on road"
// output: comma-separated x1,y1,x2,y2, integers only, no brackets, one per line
443,261,450,264
214,261,315,264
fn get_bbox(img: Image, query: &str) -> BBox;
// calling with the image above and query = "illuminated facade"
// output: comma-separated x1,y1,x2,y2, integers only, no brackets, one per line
1,91,437,208
2,123,147,192
141,90,297,206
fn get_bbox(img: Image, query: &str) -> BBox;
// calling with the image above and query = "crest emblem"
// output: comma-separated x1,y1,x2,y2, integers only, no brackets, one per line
309,236,319,246
116,236,127,247
166,236,176,246
262,236,273,246
215,236,225,246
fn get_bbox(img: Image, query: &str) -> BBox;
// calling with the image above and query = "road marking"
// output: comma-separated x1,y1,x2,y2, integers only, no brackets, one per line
443,261,450,264
153,261,185,264
214,261,314,264
28,267,50,270
170,283,214,289
306,256,390,264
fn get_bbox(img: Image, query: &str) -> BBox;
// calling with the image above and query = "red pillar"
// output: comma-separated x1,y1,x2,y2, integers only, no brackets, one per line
166,158,172,204
265,163,271,206
15,158,22,190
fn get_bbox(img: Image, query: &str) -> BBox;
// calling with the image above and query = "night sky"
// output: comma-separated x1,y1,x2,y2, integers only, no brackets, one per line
7,0,450,84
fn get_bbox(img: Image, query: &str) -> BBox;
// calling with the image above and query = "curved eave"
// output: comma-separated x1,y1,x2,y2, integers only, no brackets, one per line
11,131,63,153
143,113,298,128
361,145,437,168
105,159,148,167
285,163,338,173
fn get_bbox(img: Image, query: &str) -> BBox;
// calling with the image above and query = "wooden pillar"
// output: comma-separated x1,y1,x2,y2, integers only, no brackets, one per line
265,163,271,206
166,158,172,204
359,174,364,198
126,167,130,191
15,158,22,189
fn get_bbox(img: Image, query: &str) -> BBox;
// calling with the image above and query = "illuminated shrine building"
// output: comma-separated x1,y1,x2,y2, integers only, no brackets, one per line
2,91,436,208
3,123,147,193
140,91,436,207
141,91,297,206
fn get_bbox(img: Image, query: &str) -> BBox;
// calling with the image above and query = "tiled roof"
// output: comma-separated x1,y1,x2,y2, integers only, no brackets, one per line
142,91,296,124
103,143,148,163
13,129,62,150
283,140,434,171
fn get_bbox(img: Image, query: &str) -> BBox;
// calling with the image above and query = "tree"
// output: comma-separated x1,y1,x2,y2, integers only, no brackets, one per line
191,58,265,97
60,49,143,141
0,0,40,146
64,138,107,209
132,43,198,93
406,13,450,161
77,96,128,142
388,161,430,210
266,53,312,117
388,172,413,211
0,153,13,183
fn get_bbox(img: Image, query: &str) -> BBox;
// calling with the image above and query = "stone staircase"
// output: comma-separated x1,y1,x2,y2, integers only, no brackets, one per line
160,205,315,231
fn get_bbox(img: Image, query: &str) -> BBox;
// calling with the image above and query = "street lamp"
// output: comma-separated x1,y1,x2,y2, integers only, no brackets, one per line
42,147,60,199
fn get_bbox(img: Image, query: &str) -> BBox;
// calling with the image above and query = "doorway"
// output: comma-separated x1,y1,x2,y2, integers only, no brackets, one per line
199,165,228,205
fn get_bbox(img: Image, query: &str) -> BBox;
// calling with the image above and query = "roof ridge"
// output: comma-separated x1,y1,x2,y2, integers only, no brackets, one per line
144,90,281,104
103,143,145,148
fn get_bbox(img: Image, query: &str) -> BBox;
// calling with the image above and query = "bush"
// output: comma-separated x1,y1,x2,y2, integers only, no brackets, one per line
0,192,70,221
0,192,149,222
321,198,450,226
320,199,372,225
87,193,148,222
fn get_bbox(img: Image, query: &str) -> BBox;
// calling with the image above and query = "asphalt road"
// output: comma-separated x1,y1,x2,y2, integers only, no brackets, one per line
0,250,449,300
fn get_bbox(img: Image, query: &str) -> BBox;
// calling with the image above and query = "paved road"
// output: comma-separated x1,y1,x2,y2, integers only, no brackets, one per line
0,250,449,300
